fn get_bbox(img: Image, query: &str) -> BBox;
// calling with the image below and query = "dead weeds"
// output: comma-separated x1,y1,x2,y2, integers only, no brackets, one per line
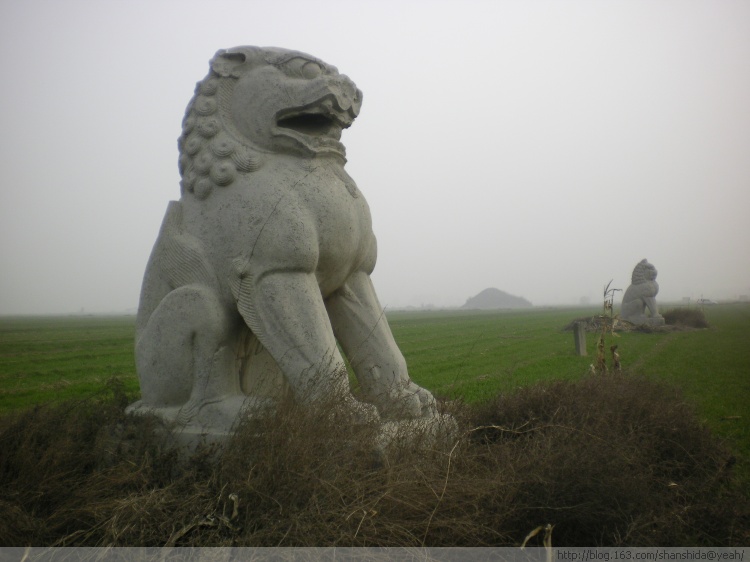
0,375,746,547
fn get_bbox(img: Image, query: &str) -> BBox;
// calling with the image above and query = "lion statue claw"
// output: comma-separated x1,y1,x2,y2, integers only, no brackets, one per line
126,47,439,437
620,259,665,327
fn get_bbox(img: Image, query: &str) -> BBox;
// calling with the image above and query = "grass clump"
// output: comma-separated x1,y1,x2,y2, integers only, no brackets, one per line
0,375,747,547
663,308,710,329
468,375,746,546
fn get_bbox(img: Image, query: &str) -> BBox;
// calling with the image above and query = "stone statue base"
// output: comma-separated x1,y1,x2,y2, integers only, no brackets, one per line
126,405,456,460
377,413,458,451
620,315,666,329
125,395,272,441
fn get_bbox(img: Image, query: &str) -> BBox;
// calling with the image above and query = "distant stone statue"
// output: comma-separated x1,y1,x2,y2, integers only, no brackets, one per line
620,259,665,326
127,47,438,439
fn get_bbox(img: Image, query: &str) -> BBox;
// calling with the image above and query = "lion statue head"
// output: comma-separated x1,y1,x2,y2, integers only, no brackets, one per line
631,259,658,285
177,46,362,200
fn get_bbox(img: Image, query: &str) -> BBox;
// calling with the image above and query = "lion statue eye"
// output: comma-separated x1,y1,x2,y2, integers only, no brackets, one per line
301,61,322,79
279,57,324,80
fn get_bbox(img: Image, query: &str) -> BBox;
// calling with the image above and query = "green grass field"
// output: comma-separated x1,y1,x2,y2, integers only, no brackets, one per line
0,315,139,410
1,304,748,475
388,304,750,477
1,305,749,546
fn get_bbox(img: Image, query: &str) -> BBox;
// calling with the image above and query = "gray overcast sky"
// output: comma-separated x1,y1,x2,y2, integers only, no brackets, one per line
1,0,748,315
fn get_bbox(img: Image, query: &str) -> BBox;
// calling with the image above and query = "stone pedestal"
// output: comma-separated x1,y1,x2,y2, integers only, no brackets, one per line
574,322,587,356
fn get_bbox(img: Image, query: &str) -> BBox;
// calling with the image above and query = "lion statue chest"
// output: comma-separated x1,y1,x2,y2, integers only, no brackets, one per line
181,156,377,300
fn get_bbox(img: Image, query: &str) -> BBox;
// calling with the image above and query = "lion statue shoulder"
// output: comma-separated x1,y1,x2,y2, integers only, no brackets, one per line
126,47,441,440
620,259,665,326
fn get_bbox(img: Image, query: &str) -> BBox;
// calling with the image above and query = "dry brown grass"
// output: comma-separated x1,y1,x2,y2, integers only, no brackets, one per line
1,376,747,547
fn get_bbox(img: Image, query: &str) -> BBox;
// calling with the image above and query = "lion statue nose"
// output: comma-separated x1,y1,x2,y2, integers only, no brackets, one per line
334,74,361,117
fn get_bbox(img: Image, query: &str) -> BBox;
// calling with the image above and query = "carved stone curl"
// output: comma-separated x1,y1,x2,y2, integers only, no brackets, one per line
620,259,665,327
127,47,443,442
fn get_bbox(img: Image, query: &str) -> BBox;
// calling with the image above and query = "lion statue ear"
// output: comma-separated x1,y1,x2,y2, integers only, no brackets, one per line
211,48,255,77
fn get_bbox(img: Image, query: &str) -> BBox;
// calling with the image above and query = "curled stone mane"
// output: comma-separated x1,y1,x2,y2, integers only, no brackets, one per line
631,259,655,285
177,72,262,200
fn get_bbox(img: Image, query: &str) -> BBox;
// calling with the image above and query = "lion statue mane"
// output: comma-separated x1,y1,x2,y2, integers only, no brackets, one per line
127,47,437,436
620,259,665,326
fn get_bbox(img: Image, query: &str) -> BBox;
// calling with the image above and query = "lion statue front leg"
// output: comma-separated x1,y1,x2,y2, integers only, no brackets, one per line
327,271,437,420
643,296,661,320
230,250,436,422
231,263,381,423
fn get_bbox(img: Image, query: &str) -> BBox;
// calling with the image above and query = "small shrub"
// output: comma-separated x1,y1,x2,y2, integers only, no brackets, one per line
663,308,710,329
468,375,743,545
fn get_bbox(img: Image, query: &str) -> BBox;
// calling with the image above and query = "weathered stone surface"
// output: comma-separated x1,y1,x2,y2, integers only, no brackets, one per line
620,259,665,327
127,47,439,439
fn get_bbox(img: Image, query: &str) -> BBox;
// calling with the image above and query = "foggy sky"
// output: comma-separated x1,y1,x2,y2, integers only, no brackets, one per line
1,0,749,315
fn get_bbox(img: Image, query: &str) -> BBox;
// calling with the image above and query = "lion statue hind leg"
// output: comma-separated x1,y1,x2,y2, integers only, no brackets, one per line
130,284,251,435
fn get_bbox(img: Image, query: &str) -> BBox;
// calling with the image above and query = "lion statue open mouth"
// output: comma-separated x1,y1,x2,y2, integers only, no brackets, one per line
127,47,438,437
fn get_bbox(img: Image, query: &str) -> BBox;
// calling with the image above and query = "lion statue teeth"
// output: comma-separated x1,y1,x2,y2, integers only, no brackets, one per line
620,259,666,327
126,47,439,437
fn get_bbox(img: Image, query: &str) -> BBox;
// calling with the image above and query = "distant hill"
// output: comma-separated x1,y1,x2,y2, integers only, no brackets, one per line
462,288,533,310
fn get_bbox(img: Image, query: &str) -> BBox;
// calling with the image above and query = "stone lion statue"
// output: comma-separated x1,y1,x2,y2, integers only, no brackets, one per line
126,47,438,437
620,259,665,326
